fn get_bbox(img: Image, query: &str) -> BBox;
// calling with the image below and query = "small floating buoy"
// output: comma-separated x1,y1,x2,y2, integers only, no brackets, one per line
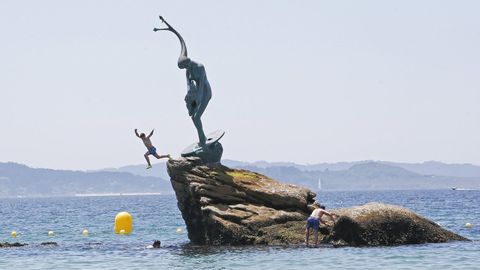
82,229,89,236
48,231,55,236
114,212,133,234
11,231,17,238
176,228,183,233
465,223,473,228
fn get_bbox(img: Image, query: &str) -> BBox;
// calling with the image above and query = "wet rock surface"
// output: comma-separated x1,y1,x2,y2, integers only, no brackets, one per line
0,242,28,248
40,242,58,246
0,242,59,248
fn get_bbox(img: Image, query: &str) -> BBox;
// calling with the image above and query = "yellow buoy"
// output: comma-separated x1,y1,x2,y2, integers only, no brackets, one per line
11,231,17,238
48,231,55,236
82,229,89,236
176,228,183,233
465,223,473,228
114,212,133,234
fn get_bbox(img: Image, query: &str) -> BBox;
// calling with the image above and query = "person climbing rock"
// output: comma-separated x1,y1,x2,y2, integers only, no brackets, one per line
135,129,170,169
305,202,337,247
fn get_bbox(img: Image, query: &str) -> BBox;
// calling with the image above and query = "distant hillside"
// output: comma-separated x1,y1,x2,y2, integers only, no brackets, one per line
230,162,480,191
100,162,170,179
381,161,480,178
105,159,480,191
222,159,364,172
0,162,172,197
223,159,480,178
3,159,480,197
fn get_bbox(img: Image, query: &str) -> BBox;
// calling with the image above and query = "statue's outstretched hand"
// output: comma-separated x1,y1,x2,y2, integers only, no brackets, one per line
154,16,168,32
153,27,170,32
156,16,172,30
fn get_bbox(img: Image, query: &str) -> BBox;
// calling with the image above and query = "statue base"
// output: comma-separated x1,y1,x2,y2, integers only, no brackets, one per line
181,130,225,163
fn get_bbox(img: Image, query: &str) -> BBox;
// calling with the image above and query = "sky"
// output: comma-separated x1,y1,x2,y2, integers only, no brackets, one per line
1,0,479,170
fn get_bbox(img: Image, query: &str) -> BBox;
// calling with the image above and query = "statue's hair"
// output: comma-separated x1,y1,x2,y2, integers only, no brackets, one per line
178,56,191,68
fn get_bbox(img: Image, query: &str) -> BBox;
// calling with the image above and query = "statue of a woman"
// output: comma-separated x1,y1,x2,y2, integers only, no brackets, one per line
154,17,211,146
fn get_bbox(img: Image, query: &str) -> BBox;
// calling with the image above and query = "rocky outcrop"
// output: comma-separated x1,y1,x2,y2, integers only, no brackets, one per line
326,203,468,246
0,242,27,248
40,242,58,246
167,158,468,246
0,242,58,248
167,157,316,245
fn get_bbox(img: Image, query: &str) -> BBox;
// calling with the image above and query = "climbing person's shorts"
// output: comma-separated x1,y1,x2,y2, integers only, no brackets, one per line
306,216,320,231
148,147,157,155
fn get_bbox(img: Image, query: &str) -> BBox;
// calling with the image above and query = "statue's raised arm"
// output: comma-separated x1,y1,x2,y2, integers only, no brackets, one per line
154,16,190,69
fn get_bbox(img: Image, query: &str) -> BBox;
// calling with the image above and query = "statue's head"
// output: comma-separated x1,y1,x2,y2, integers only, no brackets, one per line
178,57,191,69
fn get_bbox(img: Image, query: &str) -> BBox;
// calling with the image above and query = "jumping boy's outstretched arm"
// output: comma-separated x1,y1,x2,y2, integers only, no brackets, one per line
148,129,154,138
135,129,140,138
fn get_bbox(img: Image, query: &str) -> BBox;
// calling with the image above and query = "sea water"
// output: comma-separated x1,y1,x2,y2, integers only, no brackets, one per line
0,190,478,269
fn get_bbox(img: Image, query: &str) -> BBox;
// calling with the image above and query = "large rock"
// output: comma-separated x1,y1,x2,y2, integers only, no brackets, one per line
326,203,468,246
167,158,467,246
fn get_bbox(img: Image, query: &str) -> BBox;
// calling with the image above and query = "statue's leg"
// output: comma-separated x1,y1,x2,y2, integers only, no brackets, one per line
192,99,210,146
192,116,206,146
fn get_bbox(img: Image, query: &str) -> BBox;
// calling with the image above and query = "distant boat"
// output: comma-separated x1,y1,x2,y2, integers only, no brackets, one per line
451,187,457,190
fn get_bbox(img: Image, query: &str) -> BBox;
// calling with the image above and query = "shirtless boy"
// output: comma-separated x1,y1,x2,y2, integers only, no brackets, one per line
305,202,337,247
135,129,170,169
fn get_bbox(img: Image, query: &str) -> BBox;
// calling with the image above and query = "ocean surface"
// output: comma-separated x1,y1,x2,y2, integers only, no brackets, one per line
0,190,478,269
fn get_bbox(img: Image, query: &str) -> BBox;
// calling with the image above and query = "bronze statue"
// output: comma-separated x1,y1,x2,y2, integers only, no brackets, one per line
154,16,211,146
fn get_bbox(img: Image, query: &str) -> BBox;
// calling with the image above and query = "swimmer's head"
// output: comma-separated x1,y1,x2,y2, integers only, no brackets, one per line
140,133,146,138
153,240,161,248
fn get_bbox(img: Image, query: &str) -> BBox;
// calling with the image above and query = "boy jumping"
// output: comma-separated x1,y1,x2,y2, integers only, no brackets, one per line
135,129,170,169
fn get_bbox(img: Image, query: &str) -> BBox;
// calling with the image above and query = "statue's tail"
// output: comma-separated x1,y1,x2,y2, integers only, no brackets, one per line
154,16,189,67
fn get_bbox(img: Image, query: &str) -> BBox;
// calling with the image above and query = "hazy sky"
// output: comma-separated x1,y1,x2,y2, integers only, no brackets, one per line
1,1,479,170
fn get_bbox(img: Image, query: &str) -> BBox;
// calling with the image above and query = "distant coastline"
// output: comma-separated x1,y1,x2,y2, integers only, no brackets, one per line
1,160,480,197
74,192,171,197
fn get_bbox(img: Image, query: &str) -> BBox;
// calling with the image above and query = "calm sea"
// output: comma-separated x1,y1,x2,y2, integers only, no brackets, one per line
0,190,478,269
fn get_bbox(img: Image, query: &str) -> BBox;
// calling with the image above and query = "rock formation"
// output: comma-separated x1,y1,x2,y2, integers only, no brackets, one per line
167,158,468,246
0,242,27,248
0,242,58,248
326,203,467,246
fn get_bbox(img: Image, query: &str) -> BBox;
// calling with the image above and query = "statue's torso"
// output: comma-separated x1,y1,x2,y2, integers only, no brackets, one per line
188,63,206,81
187,62,211,99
